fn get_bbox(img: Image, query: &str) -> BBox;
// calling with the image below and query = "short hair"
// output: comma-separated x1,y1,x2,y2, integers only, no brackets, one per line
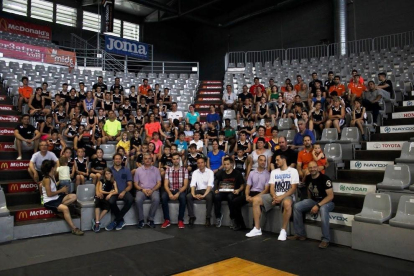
254,77,259,81
303,135,312,142
297,119,306,125
378,72,386,77
42,82,48,86
278,136,287,142
143,78,148,82
219,131,225,136
256,137,266,143
312,72,317,75
276,154,287,161
59,156,68,165
314,100,322,106
189,143,197,149
226,84,232,88
21,76,28,81
197,156,206,162
328,71,334,75
113,153,123,160
296,75,302,78
272,126,279,132
79,82,84,85
223,157,233,163
368,80,375,85
171,152,180,159
352,69,358,73
22,114,30,120
334,75,341,79
98,76,103,79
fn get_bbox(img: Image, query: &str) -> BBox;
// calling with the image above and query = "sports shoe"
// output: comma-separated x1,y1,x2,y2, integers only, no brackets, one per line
287,235,306,241
178,220,185,229
16,156,22,160
115,220,126,230
91,218,96,231
105,221,117,231
246,227,262,237
278,229,287,241
205,218,211,227
72,228,84,236
319,241,329,249
373,123,377,128
216,214,223,228
189,217,196,227
161,220,171,229
147,220,155,228
137,220,145,229
93,222,101,233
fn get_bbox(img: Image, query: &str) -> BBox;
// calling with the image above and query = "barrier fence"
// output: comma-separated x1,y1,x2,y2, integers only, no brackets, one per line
226,29,414,70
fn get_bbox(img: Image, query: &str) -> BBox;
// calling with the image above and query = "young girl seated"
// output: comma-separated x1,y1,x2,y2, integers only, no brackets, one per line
312,144,327,175
116,131,130,155
184,123,194,142
92,168,118,232
350,99,367,141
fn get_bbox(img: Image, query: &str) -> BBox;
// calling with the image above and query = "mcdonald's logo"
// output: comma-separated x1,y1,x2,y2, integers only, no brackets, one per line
18,211,28,220
1,162,8,169
10,184,19,192
0,144,3,150
0,18,8,31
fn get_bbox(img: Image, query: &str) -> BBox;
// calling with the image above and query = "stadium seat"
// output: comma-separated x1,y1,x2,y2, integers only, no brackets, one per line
277,118,293,131
76,184,96,208
377,164,411,190
320,128,339,143
354,193,392,224
101,144,116,160
0,189,10,217
107,160,114,168
338,127,360,144
324,143,343,164
389,195,414,230
223,110,236,120
285,129,297,144
395,142,414,164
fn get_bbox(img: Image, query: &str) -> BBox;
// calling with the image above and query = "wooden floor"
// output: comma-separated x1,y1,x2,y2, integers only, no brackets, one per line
174,257,297,276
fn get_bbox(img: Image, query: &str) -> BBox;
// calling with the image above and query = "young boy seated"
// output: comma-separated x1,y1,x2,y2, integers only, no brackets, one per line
204,121,218,150
159,145,173,179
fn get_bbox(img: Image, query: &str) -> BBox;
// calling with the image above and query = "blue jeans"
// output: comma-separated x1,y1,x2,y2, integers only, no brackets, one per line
59,179,73,193
161,190,186,221
293,199,335,242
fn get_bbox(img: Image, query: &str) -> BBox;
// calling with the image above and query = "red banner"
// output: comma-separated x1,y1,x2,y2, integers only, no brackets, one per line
0,142,16,152
8,182,38,193
0,115,20,122
0,40,76,67
0,17,51,40
0,161,30,170
15,208,56,222
0,128,15,136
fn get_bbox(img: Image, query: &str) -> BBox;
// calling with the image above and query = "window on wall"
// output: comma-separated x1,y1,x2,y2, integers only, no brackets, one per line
2,0,28,16
82,11,101,33
31,0,53,22
112,19,121,37
56,4,77,27
123,21,140,41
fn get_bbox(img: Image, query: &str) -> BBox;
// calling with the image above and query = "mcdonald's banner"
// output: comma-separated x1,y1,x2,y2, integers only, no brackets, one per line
15,208,56,222
8,182,38,193
0,17,52,40
0,40,76,67
0,115,20,122
0,96,7,101
0,104,15,111
0,127,15,136
0,142,16,152
0,161,29,171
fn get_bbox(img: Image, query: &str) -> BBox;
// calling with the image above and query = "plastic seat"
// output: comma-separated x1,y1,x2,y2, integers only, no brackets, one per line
101,144,116,160
223,110,236,120
76,184,96,208
277,118,293,131
395,142,414,164
389,195,414,229
286,129,297,144
320,128,339,143
337,127,360,144
377,164,411,190
324,143,342,163
0,189,10,217
354,193,392,224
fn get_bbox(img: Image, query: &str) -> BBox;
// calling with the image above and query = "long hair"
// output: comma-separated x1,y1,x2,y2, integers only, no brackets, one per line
101,168,114,183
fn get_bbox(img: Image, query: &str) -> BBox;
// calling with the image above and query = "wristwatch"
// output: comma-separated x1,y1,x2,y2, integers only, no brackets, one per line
316,203,321,208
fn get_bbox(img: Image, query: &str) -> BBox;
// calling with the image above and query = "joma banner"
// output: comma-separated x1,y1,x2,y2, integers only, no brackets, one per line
105,35,149,60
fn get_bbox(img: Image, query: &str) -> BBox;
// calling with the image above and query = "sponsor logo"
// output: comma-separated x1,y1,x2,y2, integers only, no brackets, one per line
0,128,15,136
9,182,38,193
18,211,28,220
0,105,13,111
306,212,354,227
15,208,56,221
0,17,51,40
0,143,15,151
392,111,414,119
350,160,393,171
105,35,149,60
333,182,376,195
403,101,414,106
366,141,404,150
380,125,414,134
0,96,6,101
0,115,19,122
0,161,29,170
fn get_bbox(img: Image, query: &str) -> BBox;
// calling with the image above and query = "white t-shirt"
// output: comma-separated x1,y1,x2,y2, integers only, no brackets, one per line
30,151,58,171
269,167,299,196
168,111,183,121
222,92,237,104
190,140,204,150
57,166,71,180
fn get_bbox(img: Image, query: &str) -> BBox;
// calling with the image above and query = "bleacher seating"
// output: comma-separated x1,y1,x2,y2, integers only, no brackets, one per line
389,195,414,229
354,193,392,224
377,164,411,190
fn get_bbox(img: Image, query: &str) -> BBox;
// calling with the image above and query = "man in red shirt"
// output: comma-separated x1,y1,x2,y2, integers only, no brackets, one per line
139,78,151,96
297,135,314,181
349,69,364,84
294,75,304,93
328,76,346,96
348,74,367,100
18,76,33,113
249,77,265,96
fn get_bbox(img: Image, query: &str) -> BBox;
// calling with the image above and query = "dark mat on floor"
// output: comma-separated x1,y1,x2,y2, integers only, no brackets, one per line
0,228,173,271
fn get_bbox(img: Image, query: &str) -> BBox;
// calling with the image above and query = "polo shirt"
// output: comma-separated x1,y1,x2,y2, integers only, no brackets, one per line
139,85,151,96
297,148,313,169
19,86,33,98
145,122,161,137
30,151,58,171
222,92,237,104
348,83,366,98
293,129,315,146
104,119,121,136
246,169,270,192
190,168,214,190
134,165,161,190
111,165,132,191
328,84,346,96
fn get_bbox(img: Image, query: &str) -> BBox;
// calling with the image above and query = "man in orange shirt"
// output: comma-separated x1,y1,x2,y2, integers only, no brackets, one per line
294,75,304,93
349,69,364,85
296,135,314,181
139,78,151,96
18,76,33,113
249,77,265,96
347,74,367,100
328,76,346,96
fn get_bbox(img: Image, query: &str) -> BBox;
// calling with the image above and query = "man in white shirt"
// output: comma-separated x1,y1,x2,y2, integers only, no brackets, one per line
167,102,183,124
189,132,204,154
186,157,214,227
221,85,238,114
28,140,59,183
246,154,298,241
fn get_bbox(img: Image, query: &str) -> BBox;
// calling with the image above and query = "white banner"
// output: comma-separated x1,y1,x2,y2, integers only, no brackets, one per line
350,160,394,171
306,212,354,227
402,101,414,107
366,141,404,150
333,182,376,195
380,125,414,134
392,111,414,119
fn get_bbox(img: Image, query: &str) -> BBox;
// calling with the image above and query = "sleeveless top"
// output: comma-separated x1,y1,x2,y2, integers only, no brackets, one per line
84,98,94,111
42,176,59,203
259,103,267,115
312,110,324,122
332,106,342,116
32,95,43,109
103,101,113,111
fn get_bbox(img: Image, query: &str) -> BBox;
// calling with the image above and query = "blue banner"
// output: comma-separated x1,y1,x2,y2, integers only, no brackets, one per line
105,35,149,60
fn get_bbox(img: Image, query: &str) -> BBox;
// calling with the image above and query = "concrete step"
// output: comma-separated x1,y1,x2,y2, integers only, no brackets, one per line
0,160,31,180
384,118,414,126
370,132,413,141
395,106,414,112
337,169,384,184
9,204,56,222
361,141,405,151
0,151,32,160
6,191,41,206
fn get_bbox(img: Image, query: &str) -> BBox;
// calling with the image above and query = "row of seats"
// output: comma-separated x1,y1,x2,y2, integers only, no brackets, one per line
0,31,58,49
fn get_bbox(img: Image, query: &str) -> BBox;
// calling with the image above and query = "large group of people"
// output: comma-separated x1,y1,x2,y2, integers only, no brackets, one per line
13,70,393,247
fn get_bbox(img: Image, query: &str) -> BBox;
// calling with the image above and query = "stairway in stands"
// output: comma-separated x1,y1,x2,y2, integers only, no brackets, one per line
194,80,223,122
0,88,79,240
311,92,414,244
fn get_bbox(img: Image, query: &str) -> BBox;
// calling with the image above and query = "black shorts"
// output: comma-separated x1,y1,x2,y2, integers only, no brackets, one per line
44,194,65,213
94,197,111,211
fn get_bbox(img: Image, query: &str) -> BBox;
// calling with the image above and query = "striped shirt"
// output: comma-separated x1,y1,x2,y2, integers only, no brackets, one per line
165,166,188,190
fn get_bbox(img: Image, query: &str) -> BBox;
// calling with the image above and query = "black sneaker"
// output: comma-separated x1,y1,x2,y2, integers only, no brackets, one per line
147,220,155,228
189,217,196,226
137,220,145,229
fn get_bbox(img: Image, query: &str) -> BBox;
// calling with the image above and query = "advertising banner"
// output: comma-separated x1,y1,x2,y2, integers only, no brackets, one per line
8,182,38,193
0,128,15,136
306,211,354,227
366,141,404,150
15,208,56,222
333,182,376,195
0,17,51,40
402,100,414,106
105,35,149,60
0,161,30,170
391,111,414,119
0,115,19,122
0,142,16,152
102,0,114,33
350,160,394,171
44,48,76,68
380,125,414,134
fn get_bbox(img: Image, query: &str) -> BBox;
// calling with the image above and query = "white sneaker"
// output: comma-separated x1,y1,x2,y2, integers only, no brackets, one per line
16,156,22,160
278,229,287,241
246,227,262,237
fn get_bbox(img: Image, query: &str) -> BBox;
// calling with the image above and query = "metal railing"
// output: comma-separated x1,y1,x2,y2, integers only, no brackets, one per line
225,29,414,68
